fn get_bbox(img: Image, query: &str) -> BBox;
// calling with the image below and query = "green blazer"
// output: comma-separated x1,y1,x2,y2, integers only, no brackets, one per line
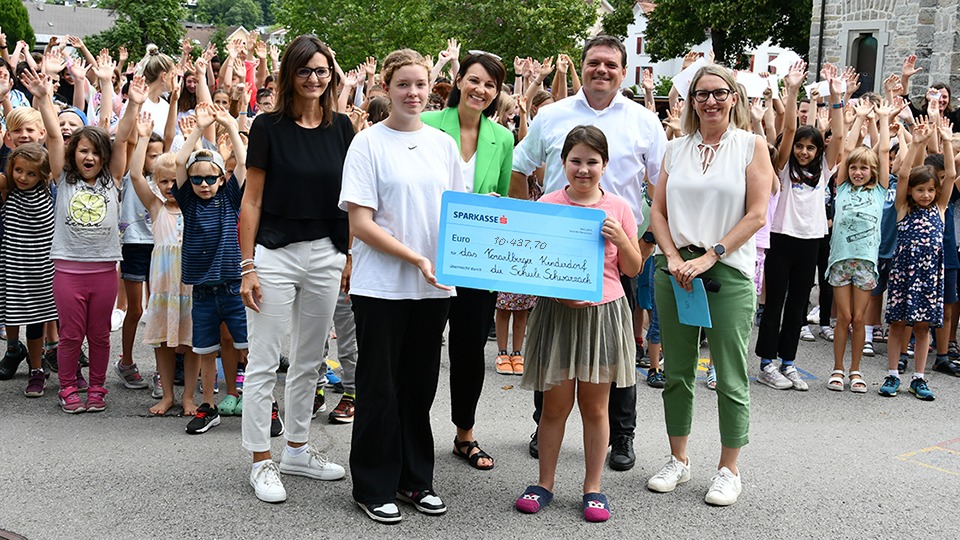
421,107,514,196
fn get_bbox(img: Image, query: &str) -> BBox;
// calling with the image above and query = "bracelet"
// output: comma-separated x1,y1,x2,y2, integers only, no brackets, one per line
240,268,257,276
347,249,353,256
240,258,255,268
830,101,843,109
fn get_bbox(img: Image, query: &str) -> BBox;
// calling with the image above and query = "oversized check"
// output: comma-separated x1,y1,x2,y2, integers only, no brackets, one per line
436,191,605,302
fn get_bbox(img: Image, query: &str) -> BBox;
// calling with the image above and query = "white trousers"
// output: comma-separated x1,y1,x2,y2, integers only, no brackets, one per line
241,238,346,452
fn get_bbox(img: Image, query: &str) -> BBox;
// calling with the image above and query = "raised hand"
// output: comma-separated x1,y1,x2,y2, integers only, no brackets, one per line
66,35,84,50
118,46,128,66
269,45,281,66
43,49,66,76
641,68,654,93
902,54,922,78
194,56,208,75
92,50,116,81
212,103,234,125
136,111,154,138
127,75,148,105
750,98,765,122
195,102,216,128
853,99,874,118
681,50,698,70
364,56,376,77
446,38,460,61
349,107,368,132
20,68,51,98
181,38,193,56
783,61,807,89
883,73,901,95
255,40,267,60
513,56,524,74
168,71,182,101
556,53,570,74
0,68,14,100
539,56,554,78
663,101,682,133
819,62,838,82
530,59,542,81
913,118,932,142
69,57,91,82
203,43,217,62
937,116,953,141
178,115,197,138
828,75,845,99
875,98,896,117
842,68,860,99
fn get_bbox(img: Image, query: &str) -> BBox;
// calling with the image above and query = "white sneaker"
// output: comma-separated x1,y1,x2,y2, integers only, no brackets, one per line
806,306,820,324
704,467,742,506
781,365,809,391
757,364,792,390
151,372,163,399
799,325,815,342
111,308,125,332
279,445,346,480
250,461,287,503
646,455,691,493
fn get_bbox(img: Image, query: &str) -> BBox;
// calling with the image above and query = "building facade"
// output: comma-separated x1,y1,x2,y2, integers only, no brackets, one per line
808,0,960,99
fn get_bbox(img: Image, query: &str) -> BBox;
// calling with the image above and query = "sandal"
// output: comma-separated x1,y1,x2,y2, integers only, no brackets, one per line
827,370,845,391
453,438,494,470
496,354,514,375
849,370,867,394
510,353,524,376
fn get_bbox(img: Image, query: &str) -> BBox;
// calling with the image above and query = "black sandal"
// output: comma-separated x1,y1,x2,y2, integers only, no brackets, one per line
453,438,495,470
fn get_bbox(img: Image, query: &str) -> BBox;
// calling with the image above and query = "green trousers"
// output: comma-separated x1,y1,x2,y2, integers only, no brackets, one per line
654,253,755,448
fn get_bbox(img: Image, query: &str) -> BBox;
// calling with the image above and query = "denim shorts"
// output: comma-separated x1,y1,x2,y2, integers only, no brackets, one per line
191,280,248,354
120,243,153,282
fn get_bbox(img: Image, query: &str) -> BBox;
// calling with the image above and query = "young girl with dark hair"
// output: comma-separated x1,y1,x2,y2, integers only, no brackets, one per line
755,63,843,391
515,125,641,522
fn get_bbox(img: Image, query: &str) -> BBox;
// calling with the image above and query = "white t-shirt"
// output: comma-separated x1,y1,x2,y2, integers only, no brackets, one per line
771,157,830,239
141,96,171,137
338,123,465,300
460,153,477,194
663,127,759,279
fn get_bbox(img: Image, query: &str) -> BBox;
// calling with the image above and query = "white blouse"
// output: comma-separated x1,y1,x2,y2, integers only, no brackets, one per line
663,126,759,279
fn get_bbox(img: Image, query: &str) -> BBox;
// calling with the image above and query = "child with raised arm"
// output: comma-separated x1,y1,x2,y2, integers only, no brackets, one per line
174,102,247,433
880,117,959,401
129,111,195,415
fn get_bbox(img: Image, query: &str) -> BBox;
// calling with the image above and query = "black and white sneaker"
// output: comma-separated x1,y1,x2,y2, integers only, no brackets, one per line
270,401,284,437
396,489,447,515
311,386,326,418
186,403,221,434
357,501,402,524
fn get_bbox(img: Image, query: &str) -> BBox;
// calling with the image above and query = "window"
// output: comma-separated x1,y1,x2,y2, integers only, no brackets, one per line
636,37,643,55
636,67,642,85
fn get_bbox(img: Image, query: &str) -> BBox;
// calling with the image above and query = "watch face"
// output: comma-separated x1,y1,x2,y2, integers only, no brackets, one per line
714,244,725,256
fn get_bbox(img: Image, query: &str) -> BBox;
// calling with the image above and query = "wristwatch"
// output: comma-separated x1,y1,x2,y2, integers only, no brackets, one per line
712,244,726,258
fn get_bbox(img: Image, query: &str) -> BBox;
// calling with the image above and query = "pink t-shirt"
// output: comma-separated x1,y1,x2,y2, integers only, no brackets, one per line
539,187,638,305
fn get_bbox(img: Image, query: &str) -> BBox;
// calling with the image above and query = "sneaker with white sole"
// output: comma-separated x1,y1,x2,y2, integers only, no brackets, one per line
757,363,792,390
114,359,149,389
647,455,691,493
278,445,345,480
806,306,820,324
704,467,742,506
780,365,809,391
397,489,447,515
799,325,815,342
249,461,287,503
357,501,402,524
151,372,163,399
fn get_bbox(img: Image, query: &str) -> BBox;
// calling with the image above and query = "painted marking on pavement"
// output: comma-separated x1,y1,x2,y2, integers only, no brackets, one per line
897,442,960,477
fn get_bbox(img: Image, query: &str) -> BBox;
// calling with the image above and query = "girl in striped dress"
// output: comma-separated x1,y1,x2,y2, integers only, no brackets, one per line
0,143,58,398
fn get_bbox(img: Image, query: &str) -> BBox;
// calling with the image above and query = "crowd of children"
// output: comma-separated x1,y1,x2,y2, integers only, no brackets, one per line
0,25,958,523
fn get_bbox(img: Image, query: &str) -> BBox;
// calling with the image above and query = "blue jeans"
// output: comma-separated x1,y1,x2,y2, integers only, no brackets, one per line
191,280,248,354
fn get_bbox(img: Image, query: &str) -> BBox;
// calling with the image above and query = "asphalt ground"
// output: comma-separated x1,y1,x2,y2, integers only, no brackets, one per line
1,304,960,539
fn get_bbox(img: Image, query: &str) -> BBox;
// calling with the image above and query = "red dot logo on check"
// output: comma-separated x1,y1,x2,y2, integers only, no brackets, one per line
499,215,508,224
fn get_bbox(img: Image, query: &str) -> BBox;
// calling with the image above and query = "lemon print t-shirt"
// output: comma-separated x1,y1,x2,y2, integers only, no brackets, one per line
50,173,122,262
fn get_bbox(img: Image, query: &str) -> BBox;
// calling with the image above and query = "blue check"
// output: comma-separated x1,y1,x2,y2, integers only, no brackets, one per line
436,191,606,302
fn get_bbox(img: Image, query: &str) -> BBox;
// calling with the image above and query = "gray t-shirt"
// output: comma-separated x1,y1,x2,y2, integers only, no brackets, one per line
50,174,122,262
119,173,154,244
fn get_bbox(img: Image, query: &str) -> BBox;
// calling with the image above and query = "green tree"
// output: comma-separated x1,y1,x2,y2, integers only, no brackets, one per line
256,0,275,25
0,0,36,50
195,0,263,29
600,0,636,40
644,0,811,68
85,0,185,61
275,0,597,77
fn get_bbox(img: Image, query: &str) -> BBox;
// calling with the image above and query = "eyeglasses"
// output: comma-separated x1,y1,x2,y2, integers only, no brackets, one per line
468,50,502,62
295,67,332,80
189,175,220,186
693,89,733,103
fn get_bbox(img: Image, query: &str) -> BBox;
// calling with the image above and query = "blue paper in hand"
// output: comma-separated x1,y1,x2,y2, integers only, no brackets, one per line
669,276,712,328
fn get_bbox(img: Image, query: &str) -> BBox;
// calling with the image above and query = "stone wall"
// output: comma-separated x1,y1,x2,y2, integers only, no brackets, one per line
809,0,960,97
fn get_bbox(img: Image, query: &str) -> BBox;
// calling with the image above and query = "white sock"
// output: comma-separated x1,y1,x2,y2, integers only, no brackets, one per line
865,326,874,343
913,372,924,381
888,370,899,378
821,325,830,332
252,459,271,471
286,444,308,457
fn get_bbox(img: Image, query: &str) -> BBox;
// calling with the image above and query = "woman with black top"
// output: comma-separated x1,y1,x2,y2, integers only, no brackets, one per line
239,35,354,504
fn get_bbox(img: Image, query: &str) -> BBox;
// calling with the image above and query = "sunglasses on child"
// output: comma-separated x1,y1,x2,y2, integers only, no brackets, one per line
189,175,221,186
